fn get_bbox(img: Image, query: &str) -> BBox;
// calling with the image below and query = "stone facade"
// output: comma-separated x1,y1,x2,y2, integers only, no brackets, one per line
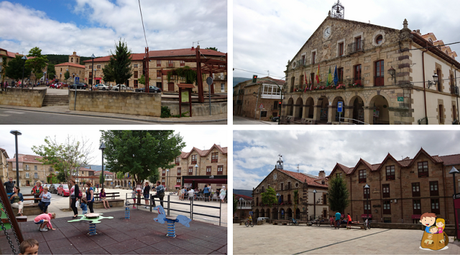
0,89,46,107
252,162,329,222
55,52,85,82
283,16,460,125
328,148,460,224
68,90,161,117
162,100,227,117
6,154,54,187
162,144,227,192
233,77,285,121
0,148,9,180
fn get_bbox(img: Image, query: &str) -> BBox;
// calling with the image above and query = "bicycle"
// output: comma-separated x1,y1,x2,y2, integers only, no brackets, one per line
245,219,254,227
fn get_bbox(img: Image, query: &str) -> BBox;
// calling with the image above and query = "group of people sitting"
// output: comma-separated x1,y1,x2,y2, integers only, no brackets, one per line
178,185,227,202
3,178,51,216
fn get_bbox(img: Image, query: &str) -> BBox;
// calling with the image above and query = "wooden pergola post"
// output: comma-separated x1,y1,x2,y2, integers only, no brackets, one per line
195,46,204,103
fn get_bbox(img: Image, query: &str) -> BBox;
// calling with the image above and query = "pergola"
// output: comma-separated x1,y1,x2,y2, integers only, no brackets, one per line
143,46,227,103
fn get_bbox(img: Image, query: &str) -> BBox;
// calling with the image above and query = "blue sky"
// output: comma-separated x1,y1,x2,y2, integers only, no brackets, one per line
233,130,460,190
0,0,227,57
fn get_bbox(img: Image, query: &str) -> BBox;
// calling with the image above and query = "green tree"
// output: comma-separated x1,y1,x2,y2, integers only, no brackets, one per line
261,186,277,207
138,74,150,86
1,56,8,91
25,47,48,85
233,195,238,215
5,55,32,82
205,47,218,51
327,175,350,213
99,172,105,186
100,130,185,185
47,62,56,81
64,70,70,80
102,39,132,91
293,189,299,214
32,136,94,182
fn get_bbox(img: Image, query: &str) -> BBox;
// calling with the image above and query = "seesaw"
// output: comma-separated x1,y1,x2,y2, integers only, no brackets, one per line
153,205,191,238
68,213,113,236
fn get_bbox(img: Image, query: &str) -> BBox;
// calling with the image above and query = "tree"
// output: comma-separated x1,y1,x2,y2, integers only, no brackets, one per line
205,47,218,51
25,47,48,85
138,74,150,86
32,136,94,182
261,186,277,207
1,56,8,91
5,55,32,82
100,131,185,186
64,70,70,80
102,39,132,91
47,62,56,81
327,175,350,213
233,195,238,215
99,172,105,186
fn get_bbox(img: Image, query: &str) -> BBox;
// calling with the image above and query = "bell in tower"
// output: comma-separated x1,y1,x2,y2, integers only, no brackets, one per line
331,0,345,19
275,154,283,170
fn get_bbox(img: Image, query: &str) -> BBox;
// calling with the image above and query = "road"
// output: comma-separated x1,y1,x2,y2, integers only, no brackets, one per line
233,115,278,125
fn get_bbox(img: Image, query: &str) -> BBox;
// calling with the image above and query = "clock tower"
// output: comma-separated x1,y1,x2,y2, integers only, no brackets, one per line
331,0,345,19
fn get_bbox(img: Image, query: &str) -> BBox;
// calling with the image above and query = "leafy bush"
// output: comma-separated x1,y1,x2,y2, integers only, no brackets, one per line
161,106,171,118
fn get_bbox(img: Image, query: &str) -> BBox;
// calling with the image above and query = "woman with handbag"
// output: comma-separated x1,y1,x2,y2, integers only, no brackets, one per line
69,179,80,219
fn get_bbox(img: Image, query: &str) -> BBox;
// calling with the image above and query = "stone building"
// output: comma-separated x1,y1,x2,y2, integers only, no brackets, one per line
233,76,285,121
234,193,253,222
252,156,329,221
94,170,115,188
0,148,9,180
328,148,460,224
55,52,85,82
6,154,54,187
282,10,459,124
72,167,97,186
162,144,228,193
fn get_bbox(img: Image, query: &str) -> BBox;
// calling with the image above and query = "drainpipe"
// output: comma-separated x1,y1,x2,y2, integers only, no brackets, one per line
421,45,428,124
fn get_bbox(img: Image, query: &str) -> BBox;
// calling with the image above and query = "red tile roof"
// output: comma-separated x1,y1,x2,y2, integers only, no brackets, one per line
79,167,95,172
83,53,145,63
234,194,253,200
148,48,226,58
182,144,228,158
7,51,21,58
7,154,43,164
94,170,114,175
55,62,85,68
439,154,460,166
279,170,328,188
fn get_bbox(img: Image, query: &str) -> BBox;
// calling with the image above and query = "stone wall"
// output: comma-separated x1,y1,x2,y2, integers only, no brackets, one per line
69,90,161,117
0,89,46,107
162,100,227,116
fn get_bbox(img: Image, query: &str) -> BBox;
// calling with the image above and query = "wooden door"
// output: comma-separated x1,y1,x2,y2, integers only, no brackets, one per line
168,82,174,91
375,60,384,86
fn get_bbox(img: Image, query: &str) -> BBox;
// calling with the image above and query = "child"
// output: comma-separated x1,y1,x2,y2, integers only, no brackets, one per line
132,187,137,209
19,239,39,255
436,218,445,234
34,212,56,232
80,196,88,215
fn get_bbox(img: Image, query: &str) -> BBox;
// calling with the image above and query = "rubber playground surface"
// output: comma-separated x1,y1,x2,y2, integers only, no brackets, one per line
1,209,227,254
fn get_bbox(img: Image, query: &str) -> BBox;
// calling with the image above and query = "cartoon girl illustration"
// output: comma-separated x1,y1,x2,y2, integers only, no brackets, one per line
436,218,445,234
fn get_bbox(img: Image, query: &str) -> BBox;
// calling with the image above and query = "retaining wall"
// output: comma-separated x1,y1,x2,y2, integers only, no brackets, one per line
0,89,47,107
162,100,227,116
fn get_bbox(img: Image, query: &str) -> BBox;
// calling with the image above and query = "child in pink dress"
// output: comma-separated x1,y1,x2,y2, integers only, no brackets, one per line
34,213,56,232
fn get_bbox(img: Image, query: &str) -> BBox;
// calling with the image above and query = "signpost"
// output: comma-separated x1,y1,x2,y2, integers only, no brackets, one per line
178,84,194,117
337,101,343,124
206,77,213,115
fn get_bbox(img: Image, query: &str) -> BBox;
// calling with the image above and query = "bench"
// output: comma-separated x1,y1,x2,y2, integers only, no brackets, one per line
345,222,366,229
92,199,124,209
93,192,120,201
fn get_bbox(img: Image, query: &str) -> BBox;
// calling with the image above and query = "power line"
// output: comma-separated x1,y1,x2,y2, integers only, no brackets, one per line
138,0,148,48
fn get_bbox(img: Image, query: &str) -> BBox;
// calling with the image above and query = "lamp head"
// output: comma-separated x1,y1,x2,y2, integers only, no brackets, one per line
99,142,106,150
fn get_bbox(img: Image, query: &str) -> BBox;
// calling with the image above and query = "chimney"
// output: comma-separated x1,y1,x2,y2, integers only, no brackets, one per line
319,170,325,178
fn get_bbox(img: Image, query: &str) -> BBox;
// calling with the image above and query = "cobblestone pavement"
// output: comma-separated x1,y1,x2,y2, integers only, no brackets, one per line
233,224,460,254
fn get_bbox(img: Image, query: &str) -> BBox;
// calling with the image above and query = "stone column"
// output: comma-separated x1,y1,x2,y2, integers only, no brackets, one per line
364,106,373,125
328,104,335,124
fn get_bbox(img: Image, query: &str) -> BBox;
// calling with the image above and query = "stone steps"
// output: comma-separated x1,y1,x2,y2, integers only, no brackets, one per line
42,95,68,106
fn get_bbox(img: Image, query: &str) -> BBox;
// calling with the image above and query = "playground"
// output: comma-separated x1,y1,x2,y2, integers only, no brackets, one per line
1,209,227,254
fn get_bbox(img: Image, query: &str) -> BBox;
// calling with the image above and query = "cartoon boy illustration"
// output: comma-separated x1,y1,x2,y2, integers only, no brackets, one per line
419,212,436,233
419,213,449,251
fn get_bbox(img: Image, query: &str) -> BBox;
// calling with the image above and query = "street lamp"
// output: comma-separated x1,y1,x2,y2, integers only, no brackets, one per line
364,184,370,224
449,166,459,240
91,54,95,91
276,193,280,220
21,55,27,89
10,130,21,187
313,189,317,221
166,169,169,191
195,164,198,176
99,142,106,190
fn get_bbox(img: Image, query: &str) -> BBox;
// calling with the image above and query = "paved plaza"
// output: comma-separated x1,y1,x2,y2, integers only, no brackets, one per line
233,224,460,254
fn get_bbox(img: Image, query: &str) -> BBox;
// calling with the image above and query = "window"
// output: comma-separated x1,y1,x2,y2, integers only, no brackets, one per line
437,69,442,92
175,157,180,165
288,194,291,204
412,182,420,197
430,181,439,196
176,177,181,184
134,64,138,68
97,65,101,69
206,166,211,175
338,42,344,57
261,111,267,117
382,184,390,198
431,199,440,214
34,165,37,171
375,35,383,45
162,169,166,176
355,36,362,51
25,172,29,178
418,162,428,177
134,71,138,79
358,169,366,183
157,70,162,78
439,104,444,124
312,51,316,64
188,167,193,175
180,61,185,67
287,182,291,190
375,60,384,86
354,64,362,85
217,165,223,175
323,194,327,205
177,168,181,176
301,55,305,65
211,152,218,163
363,201,371,214
363,186,370,199
156,60,161,67
383,200,391,214
281,183,284,190
413,199,421,214
34,172,38,179
337,173,342,178
338,68,344,83
162,179,165,185
261,186,265,193
191,155,197,164
386,165,395,180
134,80,138,87
25,165,29,170
221,83,225,92
168,60,174,67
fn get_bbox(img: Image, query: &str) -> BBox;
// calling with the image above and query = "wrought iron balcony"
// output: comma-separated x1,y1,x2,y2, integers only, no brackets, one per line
348,41,364,54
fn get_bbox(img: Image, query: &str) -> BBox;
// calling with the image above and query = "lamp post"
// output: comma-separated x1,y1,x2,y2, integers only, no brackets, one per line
195,164,198,176
21,55,27,89
10,130,21,187
166,169,169,191
364,184,370,224
449,166,459,240
99,142,106,190
276,193,280,220
313,189,317,221
91,54,95,91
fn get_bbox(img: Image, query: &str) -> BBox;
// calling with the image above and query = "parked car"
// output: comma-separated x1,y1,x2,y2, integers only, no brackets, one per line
272,116,280,122
69,83,87,89
97,84,109,90
112,84,128,91
135,86,162,93
57,184,70,196
49,83,61,89
48,184,57,194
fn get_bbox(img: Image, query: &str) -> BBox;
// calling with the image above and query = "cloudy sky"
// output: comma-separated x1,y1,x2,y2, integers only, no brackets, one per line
0,127,228,166
233,0,460,80
0,0,227,57
233,130,460,190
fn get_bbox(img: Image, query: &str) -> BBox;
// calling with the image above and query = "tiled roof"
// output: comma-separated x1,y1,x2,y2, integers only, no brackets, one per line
234,194,252,200
7,51,21,58
148,48,226,58
83,53,145,63
182,144,228,158
94,170,114,175
7,154,43,164
55,62,85,68
279,169,328,188
245,76,286,87
439,154,460,166
79,167,95,172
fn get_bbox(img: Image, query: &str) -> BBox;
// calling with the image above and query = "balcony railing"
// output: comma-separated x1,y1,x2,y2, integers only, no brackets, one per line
348,41,365,54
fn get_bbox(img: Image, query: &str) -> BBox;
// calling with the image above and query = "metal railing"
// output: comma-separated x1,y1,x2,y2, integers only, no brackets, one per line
348,41,364,54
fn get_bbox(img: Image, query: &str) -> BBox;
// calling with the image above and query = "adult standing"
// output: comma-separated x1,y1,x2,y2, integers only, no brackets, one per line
31,181,43,203
152,181,165,207
4,177,15,195
85,182,95,213
203,184,210,202
69,179,80,218
38,186,52,213
143,182,151,209
9,186,24,216
219,186,226,203
335,211,341,229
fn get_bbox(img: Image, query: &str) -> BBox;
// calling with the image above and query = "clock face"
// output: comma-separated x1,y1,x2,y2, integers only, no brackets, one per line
273,173,277,180
323,27,331,39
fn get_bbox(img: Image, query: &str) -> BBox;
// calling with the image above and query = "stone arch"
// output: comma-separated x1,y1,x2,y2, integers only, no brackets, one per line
287,208,293,219
295,208,301,219
332,96,346,122
305,97,314,119
316,96,329,123
369,95,390,124
272,207,278,220
266,209,270,219
295,97,303,119
280,208,285,220
260,209,265,217
255,209,260,220
287,97,294,116
349,96,365,124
